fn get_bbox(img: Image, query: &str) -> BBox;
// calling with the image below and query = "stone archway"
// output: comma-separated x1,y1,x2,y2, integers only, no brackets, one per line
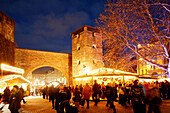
26,65,68,84
14,48,72,85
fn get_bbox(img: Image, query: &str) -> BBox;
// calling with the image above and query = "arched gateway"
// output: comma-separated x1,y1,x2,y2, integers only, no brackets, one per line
14,48,72,85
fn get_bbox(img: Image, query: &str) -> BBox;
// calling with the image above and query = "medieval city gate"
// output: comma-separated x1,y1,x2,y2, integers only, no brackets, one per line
14,48,72,85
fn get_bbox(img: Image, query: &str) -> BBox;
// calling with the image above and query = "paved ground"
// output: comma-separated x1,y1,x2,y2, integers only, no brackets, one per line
19,96,170,113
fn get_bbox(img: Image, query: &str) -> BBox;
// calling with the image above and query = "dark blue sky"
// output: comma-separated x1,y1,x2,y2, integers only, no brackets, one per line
0,0,106,54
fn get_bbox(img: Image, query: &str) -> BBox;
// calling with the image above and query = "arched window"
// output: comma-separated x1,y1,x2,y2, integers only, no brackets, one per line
92,44,96,48
77,60,80,65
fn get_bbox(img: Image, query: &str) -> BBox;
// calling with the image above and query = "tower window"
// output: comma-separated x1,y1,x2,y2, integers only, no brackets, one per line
77,60,80,65
77,44,80,50
77,46,80,50
76,34,80,38
92,32,95,37
92,44,96,48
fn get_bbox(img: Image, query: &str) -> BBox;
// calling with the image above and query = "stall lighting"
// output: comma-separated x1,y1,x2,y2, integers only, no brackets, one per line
0,75,31,84
34,79,40,86
1,64,24,74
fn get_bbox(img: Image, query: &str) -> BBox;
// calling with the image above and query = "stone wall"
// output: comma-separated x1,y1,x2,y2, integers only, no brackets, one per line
15,48,72,85
0,10,15,42
0,11,16,67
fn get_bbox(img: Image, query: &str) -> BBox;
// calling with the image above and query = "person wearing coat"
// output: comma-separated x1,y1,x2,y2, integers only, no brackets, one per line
3,86,10,103
55,86,60,113
92,80,100,106
82,83,92,109
49,85,55,109
131,80,145,113
73,85,81,111
109,82,117,113
8,85,22,113
147,84,162,113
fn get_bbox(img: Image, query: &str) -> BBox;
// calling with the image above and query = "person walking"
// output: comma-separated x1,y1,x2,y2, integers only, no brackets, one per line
106,83,111,107
131,80,145,113
42,87,46,99
92,80,100,106
54,86,60,113
79,84,83,95
118,84,127,106
8,85,22,113
3,86,10,103
49,85,55,109
110,82,117,113
19,86,26,104
82,83,92,109
147,84,162,113
73,85,81,111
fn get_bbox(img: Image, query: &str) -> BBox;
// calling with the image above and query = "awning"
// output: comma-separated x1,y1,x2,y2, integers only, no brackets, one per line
0,75,31,84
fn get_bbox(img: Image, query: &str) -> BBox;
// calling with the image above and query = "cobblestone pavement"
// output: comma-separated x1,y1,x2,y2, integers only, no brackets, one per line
20,96,170,113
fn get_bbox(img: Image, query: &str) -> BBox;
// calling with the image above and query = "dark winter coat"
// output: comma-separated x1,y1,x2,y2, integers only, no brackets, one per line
3,88,10,102
49,86,55,101
131,85,144,102
110,87,117,101
93,83,100,94
8,91,22,113
73,88,81,102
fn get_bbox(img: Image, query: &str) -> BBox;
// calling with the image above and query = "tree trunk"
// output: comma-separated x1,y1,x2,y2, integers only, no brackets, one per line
168,61,170,78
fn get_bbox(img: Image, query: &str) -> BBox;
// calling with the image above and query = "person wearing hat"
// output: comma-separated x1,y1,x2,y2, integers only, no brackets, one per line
131,79,145,113
8,85,22,113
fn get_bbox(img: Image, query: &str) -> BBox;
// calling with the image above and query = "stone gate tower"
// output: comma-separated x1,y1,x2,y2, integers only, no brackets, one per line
0,10,16,66
71,25,103,77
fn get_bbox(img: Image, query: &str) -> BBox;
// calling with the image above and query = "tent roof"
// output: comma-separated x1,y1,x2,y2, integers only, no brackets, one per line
0,75,31,84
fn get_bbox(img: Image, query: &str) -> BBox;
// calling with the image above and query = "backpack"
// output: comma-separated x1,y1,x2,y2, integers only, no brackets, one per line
131,86,143,102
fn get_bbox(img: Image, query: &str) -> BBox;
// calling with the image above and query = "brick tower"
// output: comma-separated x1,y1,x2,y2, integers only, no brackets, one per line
71,25,103,77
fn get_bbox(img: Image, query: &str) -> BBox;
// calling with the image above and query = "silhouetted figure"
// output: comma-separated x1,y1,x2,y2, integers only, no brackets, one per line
49,85,55,109
82,83,92,109
92,80,100,106
131,80,145,113
9,85,22,113
3,86,10,103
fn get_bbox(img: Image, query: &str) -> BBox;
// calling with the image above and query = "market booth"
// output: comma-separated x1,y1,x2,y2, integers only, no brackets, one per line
0,64,31,96
73,67,138,86
0,75,31,95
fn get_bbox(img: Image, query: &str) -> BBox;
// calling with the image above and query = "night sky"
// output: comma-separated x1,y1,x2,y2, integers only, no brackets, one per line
0,0,106,54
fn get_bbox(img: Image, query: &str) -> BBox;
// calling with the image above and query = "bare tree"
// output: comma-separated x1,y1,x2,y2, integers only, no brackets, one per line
97,0,170,77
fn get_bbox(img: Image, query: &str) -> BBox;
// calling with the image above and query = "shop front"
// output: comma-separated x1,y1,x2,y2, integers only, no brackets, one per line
0,64,31,96
73,68,138,86
0,75,31,96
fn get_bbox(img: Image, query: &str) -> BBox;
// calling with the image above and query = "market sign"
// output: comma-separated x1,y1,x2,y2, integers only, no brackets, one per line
1,64,24,74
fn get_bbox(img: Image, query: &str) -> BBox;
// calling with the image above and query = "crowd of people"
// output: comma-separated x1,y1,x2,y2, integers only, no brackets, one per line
0,79,170,113
0,85,26,113
41,79,170,113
